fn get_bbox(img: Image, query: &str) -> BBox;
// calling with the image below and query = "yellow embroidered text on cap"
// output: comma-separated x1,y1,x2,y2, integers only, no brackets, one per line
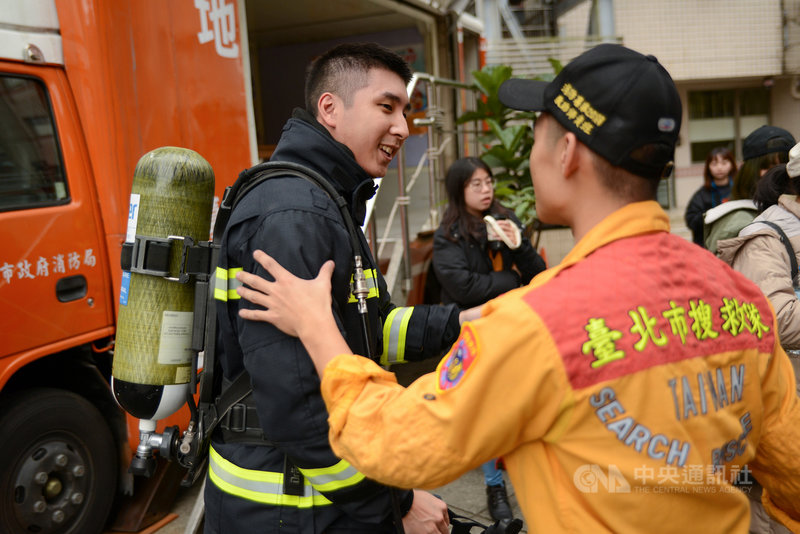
553,83,606,136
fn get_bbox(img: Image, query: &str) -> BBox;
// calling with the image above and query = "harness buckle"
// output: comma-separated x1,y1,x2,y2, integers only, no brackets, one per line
226,403,247,433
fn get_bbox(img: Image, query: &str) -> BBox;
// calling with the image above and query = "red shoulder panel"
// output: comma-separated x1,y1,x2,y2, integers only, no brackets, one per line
524,233,775,390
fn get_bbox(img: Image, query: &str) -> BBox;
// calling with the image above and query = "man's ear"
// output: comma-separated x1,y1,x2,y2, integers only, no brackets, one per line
317,92,338,129
561,132,580,177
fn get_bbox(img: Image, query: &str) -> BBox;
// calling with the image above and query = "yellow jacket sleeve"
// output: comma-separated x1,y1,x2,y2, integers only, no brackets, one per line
321,289,570,490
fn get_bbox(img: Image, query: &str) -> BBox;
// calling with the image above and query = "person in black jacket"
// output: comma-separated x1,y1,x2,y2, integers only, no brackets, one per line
205,43,459,534
432,157,546,309
684,146,736,245
431,157,545,522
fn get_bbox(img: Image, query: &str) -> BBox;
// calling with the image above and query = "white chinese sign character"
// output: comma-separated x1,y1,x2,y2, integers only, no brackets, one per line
17,259,34,279
84,249,97,267
52,254,65,274
195,0,239,58
1,263,13,284
67,252,81,271
36,256,49,277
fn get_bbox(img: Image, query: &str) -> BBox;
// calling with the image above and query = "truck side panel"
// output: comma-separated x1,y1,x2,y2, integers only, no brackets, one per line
55,0,253,308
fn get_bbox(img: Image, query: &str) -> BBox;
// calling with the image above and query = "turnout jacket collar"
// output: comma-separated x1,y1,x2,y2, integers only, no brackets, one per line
271,108,378,225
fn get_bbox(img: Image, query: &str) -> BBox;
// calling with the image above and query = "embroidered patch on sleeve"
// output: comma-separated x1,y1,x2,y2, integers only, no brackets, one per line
437,325,478,391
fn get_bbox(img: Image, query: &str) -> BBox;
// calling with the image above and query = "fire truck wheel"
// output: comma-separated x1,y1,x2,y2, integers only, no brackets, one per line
0,388,118,534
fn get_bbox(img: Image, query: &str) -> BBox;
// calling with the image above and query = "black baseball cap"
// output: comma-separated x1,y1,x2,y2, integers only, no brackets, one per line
741,125,795,160
498,43,681,180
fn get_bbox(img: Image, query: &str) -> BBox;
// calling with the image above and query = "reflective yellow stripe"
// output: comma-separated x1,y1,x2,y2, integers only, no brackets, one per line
214,267,228,301
208,446,332,507
348,268,379,303
380,306,413,366
214,267,243,301
298,459,365,492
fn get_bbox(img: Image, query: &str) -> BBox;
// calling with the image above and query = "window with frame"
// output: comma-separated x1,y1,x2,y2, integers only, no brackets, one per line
688,87,770,163
0,74,68,211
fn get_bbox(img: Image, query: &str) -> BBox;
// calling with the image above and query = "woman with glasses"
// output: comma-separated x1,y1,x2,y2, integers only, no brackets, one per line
431,157,545,523
432,157,545,309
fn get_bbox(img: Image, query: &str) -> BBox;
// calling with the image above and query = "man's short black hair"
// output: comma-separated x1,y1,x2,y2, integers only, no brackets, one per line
305,42,413,116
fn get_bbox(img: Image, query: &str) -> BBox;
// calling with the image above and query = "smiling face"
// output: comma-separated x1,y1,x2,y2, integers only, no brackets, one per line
326,68,410,178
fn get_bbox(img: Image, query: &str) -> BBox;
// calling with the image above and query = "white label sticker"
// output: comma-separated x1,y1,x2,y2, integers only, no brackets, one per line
157,310,194,365
126,193,141,243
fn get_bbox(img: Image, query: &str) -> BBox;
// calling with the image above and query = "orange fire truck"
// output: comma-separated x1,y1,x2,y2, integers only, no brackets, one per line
0,1,253,532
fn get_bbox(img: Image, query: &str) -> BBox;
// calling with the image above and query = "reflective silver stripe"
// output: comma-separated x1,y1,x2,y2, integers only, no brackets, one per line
380,306,414,366
298,459,365,492
208,446,332,507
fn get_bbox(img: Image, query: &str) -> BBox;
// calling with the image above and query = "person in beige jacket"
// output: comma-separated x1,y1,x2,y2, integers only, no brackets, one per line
718,143,800,352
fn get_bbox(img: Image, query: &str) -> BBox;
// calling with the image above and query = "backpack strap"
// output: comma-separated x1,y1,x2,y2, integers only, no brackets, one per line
751,220,798,283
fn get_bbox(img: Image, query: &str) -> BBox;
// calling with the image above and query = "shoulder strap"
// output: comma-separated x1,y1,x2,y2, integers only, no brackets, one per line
228,160,375,354
214,160,362,267
215,370,254,421
213,161,345,245
752,220,798,281
232,160,350,213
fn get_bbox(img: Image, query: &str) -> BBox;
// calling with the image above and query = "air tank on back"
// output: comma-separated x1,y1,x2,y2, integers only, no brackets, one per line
112,147,214,473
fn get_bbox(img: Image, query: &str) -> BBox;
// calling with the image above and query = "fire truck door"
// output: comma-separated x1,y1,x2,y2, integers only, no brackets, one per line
0,63,112,359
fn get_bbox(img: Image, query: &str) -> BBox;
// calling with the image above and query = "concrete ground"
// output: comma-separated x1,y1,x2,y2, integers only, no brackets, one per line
141,207,693,534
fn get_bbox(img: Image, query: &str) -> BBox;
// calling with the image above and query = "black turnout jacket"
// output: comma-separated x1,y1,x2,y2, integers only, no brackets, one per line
205,109,460,533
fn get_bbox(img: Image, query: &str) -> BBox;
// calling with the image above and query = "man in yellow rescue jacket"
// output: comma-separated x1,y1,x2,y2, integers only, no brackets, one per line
234,44,800,533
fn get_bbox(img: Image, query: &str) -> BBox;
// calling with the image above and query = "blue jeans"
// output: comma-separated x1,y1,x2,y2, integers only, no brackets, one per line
482,459,503,487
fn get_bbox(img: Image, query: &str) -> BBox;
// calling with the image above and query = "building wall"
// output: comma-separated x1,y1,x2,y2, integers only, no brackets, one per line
556,0,800,210
773,77,800,137
559,0,785,80
614,0,783,81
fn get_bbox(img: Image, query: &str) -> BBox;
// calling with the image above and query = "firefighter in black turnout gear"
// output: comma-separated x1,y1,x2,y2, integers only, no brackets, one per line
204,43,460,534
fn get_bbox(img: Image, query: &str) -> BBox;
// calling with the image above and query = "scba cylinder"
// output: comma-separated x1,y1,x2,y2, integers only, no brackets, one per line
113,147,214,422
